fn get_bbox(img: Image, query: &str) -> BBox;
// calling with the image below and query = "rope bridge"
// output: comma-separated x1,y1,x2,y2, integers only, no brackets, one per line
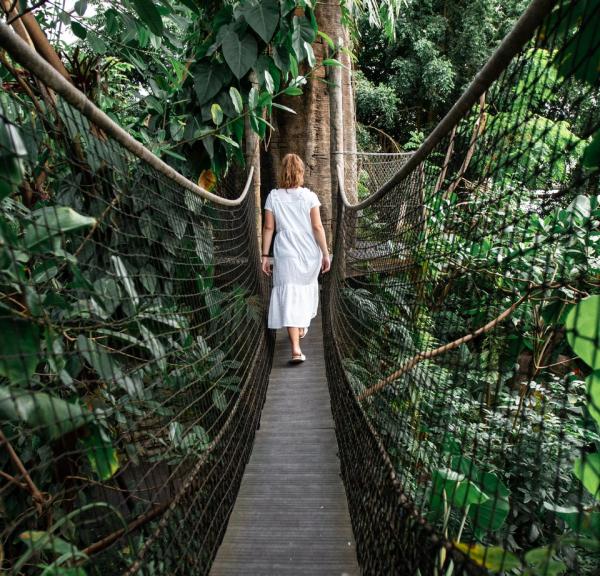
324,0,600,574
0,0,599,575
0,20,272,575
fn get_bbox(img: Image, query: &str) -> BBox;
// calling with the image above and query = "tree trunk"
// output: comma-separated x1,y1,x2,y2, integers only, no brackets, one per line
260,0,357,247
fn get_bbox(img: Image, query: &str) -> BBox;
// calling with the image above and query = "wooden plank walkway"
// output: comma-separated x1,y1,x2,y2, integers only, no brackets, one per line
210,312,359,576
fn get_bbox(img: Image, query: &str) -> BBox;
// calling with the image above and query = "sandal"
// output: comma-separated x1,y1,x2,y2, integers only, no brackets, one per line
300,326,309,339
290,353,306,364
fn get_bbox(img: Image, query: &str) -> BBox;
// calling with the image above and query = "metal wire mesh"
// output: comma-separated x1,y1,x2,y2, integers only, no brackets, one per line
324,1,600,574
0,55,272,574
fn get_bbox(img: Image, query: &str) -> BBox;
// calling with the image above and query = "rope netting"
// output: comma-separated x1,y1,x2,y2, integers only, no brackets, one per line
324,0,600,574
0,31,272,575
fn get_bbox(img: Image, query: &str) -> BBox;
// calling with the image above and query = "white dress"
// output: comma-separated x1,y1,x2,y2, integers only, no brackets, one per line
265,187,322,329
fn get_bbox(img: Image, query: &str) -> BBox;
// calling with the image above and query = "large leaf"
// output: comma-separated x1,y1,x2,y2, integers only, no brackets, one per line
429,468,489,511
81,426,119,480
565,295,600,369
453,542,521,572
544,503,600,538
193,64,230,106
132,0,163,36
573,452,600,500
0,318,39,384
0,154,24,201
553,3,600,86
193,222,214,264
241,0,279,43
77,336,144,399
524,547,567,576
222,28,257,79
291,15,316,62
587,371,600,425
0,386,91,439
24,207,96,249
469,494,510,534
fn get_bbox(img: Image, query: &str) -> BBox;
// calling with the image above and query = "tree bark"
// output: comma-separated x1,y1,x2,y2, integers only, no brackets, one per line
261,0,357,247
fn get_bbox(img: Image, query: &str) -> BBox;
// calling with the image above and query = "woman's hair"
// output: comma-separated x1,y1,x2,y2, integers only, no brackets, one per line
279,153,304,188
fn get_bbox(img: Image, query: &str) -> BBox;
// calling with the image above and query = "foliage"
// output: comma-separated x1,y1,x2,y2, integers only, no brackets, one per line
354,70,400,134
355,0,530,144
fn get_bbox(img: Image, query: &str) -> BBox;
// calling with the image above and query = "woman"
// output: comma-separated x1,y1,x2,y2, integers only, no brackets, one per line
261,153,331,363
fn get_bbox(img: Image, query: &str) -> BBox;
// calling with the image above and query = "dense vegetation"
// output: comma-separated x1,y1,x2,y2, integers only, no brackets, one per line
354,0,531,148
339,2,600,573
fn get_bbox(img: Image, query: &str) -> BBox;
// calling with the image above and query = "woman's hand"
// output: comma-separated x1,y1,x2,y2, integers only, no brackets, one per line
261,256,272,276
321,255,331,274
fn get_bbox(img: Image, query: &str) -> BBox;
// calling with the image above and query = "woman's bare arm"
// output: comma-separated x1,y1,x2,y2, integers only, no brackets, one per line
310,207,331,272
261,210,275,275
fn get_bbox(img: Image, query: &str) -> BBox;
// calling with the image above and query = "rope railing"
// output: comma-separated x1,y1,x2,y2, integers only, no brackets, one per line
0,22,272,576
324,0,600,574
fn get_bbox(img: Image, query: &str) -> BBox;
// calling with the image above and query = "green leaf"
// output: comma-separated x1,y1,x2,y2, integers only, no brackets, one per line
139,324,166,372
77,336,144,399
583,129,600,170
303,41,315,67
272,102,296,115
469,494,510,533
193,64,230,106
212,388,228,412
248,86,259,110
241,0,279,43
132,0,163,36
544,503,600,538
264,69,275,94
451,479,489,508
216,134,240,149
453,542,521,572
193,222,214,264
229,86,243,114
19,530,87,560
211,103,224,126
524,546,567,576
317,30,335,49
565,295,600,369
587,371,600,425
283,86,303,96
110,255,139,307
567,194,591,220
81,426,119,480
573,453,600,500
0,318,39,384
322,58,342,67
553,5,600,86
71,21,87,40
24,207,96,249
291,15,316,62
0,386,91,439
74,0,87,16
222,29,258,79
87,32,107,54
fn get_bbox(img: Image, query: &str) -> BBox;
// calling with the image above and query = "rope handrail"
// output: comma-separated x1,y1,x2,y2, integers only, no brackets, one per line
336,0,557,211
0,20,254,207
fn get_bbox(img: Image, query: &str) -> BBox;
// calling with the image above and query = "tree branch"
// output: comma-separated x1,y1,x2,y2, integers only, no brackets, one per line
357,292,530,401
0,428,47,514
6,0,48,25
81,501,169,557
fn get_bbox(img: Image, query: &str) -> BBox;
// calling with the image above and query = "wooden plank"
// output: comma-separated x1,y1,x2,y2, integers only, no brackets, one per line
210,312,359,576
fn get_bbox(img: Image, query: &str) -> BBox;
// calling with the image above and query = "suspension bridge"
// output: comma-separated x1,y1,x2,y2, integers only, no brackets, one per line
0,0,599,574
